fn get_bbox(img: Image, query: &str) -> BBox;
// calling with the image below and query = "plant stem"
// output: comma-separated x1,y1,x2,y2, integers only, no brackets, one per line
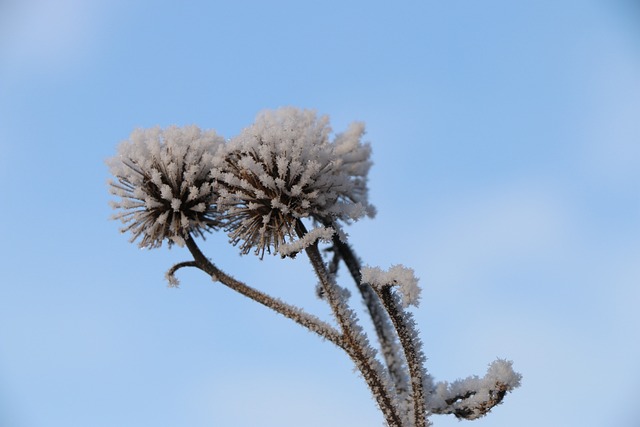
331,236,411,398
297,222,403,427
377,286,428,427
184,234,344,348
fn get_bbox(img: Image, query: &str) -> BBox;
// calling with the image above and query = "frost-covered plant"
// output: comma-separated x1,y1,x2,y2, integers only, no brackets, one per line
212,107,375,257
107,107,521,427
108,125,225,248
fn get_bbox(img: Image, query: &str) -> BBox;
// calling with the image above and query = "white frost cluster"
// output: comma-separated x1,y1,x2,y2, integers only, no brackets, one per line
213,107,375,256
108,126,225,248
361,265,421,307
108,108,375,255
429,359,522,420
277,226,335,257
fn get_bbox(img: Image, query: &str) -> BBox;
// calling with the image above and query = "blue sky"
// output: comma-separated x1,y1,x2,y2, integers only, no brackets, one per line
1,1,639,426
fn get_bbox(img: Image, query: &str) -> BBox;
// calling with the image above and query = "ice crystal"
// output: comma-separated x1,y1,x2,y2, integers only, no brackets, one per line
361,265,421,307
213,107,375,257
428,359,522,420
108,125,225,248
277,226,335,257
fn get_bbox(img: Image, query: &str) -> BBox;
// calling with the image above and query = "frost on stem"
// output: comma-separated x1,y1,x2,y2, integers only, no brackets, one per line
302,237,403,427
107,126,225,248
362,265,431,427
165,261,198,287
106,108,522,427
361,265,421,308
428,359,522,420
212,107,375,257
278,226,335,257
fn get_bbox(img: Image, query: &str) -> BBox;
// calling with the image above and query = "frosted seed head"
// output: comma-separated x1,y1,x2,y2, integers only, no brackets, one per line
107,125,225,248
213,107,375,257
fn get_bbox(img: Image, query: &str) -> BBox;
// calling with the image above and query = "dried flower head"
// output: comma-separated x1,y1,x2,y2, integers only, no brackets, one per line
108,125,225,248
213,107,375,257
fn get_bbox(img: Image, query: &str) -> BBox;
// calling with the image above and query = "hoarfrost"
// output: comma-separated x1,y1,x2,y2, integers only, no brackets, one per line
213,107,375,257
361,265,421,308
107,125,225,248
277,226,335,257
107,108,521,427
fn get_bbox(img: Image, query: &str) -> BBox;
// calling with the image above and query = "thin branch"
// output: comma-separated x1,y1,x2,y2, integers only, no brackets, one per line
427,359,521,420
376,286,429,427
165,261,198,287
429,382,511,420
331,235,411,401
183,234,344,349
297,221,403,427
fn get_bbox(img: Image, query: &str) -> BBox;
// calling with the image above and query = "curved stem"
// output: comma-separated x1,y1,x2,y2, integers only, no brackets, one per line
297,222,403,427
428,379,511,420
183,234,344,349
428,359,521,420
165,261,198,287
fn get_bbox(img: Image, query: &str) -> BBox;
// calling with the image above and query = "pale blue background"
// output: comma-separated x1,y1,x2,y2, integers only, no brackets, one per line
1,1,639,426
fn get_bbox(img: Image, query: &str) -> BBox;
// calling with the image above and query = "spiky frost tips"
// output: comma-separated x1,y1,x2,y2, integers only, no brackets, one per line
108,125,225,248
212,107,376,257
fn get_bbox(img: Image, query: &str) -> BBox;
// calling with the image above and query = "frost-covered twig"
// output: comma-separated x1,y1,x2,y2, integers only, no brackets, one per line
427,359,521,420
183,234,344,348
377,287,430,427
165,260,198,287
362,266,432,427
277,226,334,258
330,236,412,403
298,221,403,427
